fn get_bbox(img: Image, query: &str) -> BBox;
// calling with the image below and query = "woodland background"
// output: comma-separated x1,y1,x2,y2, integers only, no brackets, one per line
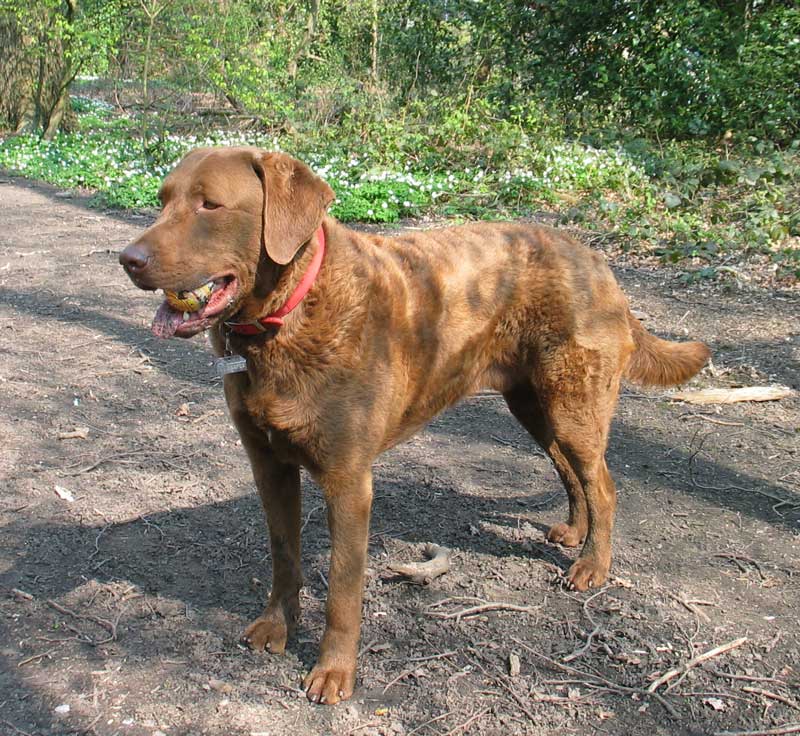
1,0,798,280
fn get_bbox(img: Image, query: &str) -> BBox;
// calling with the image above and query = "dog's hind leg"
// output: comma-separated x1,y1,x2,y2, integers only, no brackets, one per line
503,383,588,548
508,339,623,590
539,347,621,590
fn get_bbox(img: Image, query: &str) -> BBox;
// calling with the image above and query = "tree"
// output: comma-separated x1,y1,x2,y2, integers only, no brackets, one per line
0,0,120,137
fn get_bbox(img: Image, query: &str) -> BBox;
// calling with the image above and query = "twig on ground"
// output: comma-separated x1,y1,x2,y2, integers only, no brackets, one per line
667,591,712,622
46,599,119,646
427,600,540,623
707,668,786,685
88,524,110,562
407,710,455,736
511,637,680,719
713,725,800,736
713,554,767,580
490,434,518,447
387,650,458,665
381,666,422,694
2,721,34,736
424,596,485,610
686,433,799,510
301,504,322,533
443,706,492,736
562,587,610,663
743,687,800,711
460,649,537,724
17,650,55,667
647,637,748,693
345,722,381,735
680,413,745,427
388,544,451,585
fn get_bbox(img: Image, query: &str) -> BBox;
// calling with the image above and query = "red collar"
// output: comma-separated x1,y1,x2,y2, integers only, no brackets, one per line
225,226,325,336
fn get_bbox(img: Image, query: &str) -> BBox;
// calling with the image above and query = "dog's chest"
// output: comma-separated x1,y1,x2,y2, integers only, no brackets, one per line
242,383,322,466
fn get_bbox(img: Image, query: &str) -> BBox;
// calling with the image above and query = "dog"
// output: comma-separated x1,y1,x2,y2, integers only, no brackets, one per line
119,147,710,704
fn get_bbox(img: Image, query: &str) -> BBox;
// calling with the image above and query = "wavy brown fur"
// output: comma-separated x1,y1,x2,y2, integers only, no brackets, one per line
625,313,710,387
120,147,713,707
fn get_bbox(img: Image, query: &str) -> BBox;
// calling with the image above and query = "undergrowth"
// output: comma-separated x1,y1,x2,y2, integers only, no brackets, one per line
0,95,797,281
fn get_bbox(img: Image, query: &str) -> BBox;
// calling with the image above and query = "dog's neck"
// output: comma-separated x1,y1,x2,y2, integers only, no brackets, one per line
227,225,326,334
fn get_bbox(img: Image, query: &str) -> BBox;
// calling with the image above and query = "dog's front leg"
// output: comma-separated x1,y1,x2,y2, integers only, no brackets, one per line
304,468,373,705
231,408,302,655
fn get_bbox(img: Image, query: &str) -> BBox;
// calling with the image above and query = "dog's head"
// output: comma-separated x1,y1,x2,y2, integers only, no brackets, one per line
119,147,334,338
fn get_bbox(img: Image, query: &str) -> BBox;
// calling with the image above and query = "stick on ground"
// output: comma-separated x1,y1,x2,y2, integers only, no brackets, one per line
387,543,451,585
648,637,748,693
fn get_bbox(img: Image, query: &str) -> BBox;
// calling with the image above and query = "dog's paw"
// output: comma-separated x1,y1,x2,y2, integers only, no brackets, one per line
239,614,290,654
546,522,586,548
566,557,609,591
303,661,356,705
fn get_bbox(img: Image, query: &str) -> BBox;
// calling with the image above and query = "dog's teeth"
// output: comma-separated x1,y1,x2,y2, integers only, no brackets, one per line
183,311,190,320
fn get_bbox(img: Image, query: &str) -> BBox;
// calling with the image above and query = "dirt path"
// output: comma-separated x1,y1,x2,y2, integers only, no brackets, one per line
1,175,799,736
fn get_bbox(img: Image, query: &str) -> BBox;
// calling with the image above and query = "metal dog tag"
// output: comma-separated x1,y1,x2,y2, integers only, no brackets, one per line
214,354,248,377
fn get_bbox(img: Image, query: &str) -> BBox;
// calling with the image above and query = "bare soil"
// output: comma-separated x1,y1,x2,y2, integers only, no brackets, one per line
1,175,799,736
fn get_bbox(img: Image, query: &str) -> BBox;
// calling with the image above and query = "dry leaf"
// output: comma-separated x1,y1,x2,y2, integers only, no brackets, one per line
703,697,727,711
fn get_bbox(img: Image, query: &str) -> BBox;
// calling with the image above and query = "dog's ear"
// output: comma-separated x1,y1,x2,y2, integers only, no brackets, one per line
251,151,335,265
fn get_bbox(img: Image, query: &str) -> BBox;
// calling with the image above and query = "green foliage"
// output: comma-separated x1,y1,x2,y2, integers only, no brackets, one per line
525,0,800,141
1,1,798,283
0,103,796,285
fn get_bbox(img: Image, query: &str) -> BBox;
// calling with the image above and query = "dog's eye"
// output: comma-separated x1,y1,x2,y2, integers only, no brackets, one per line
201,200,221,210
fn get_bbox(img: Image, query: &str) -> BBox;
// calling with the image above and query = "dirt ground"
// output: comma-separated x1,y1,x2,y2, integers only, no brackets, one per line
1,175,798,736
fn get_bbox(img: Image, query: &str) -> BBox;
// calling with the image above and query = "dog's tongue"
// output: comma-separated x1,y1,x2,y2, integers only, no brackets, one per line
152,300,184,338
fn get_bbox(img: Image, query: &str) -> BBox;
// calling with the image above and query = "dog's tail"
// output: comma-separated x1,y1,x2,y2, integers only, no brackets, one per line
624,312,710,387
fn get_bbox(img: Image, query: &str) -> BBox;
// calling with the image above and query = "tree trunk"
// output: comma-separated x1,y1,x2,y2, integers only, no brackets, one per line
0,2,79,138
370,0,378,84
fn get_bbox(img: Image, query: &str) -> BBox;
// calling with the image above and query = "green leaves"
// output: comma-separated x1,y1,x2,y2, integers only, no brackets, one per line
0,92,797,285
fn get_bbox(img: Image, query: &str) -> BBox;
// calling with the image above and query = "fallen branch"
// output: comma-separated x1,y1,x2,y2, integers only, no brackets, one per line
647,637,748,693
672,386,795,405
387,543,451,585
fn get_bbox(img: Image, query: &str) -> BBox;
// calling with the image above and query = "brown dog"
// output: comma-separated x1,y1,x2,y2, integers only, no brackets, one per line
120,147,710,704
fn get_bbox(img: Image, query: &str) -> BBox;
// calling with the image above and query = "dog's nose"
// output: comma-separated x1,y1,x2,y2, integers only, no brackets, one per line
119,243,151,272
